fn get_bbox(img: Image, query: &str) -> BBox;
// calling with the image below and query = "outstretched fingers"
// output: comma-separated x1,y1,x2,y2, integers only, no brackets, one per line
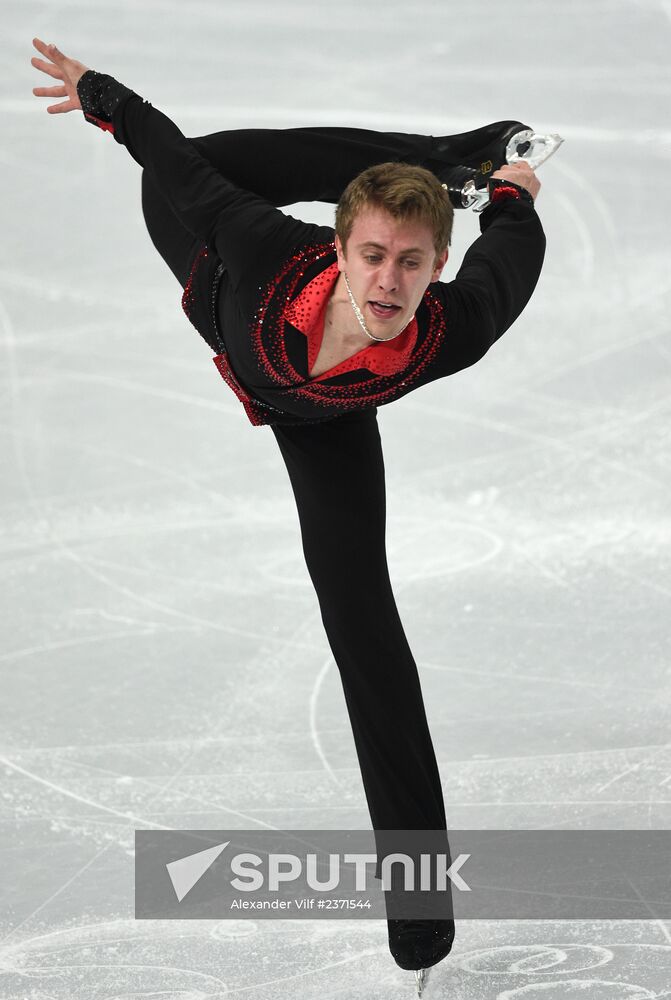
33,85,68,98
30,38,72,80
33,37,64,61
31,57,64,81
47,103,77,115
31,37,86,114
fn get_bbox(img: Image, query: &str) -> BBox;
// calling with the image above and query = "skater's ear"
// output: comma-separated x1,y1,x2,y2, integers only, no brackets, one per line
335,233,347,271
430,246,449,282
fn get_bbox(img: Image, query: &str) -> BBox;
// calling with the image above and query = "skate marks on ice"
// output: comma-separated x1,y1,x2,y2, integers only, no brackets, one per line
2,920,671,999
451,939,671,999
0,918,389,1000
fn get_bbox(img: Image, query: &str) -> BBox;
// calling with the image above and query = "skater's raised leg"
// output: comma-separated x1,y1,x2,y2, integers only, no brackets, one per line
187,121,560,210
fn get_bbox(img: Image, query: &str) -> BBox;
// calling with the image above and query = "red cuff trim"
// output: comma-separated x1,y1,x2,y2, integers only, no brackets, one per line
491,184,521,203
84,112,115,134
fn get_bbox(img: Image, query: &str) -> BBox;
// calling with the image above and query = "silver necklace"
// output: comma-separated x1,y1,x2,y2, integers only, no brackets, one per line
343,273,410,343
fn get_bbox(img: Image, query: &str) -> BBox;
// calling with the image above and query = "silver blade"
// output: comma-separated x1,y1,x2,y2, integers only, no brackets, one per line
505,129,565,169
414,968,429,996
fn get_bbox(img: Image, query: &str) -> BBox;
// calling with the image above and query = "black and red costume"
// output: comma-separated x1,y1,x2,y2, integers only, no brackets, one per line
76,71,546,926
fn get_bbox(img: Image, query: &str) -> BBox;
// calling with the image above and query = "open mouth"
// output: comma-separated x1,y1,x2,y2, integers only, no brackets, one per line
368,300,402,320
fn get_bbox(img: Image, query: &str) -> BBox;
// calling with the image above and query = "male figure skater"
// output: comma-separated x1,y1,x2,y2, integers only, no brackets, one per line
31,37,549,994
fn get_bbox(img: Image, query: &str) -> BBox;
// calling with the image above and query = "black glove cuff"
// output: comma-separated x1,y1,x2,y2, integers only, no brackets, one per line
77,69,136,131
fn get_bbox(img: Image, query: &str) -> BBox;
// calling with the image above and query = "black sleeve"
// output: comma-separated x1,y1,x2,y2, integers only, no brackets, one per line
429,178,547,376
76,71,328,299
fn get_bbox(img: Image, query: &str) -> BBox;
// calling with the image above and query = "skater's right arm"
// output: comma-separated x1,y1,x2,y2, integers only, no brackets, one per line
30,39,329,308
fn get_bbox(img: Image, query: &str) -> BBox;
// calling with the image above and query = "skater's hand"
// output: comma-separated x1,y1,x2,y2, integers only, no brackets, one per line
490,161,541,202
30,38,90,114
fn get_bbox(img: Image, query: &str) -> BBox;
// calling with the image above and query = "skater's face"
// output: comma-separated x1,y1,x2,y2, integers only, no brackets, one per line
335,205,448,340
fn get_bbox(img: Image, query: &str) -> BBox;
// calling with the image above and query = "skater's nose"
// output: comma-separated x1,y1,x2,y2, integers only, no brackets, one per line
377,259,400,292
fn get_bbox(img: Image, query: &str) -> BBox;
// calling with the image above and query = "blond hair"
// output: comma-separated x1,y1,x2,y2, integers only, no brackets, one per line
335,162,454,259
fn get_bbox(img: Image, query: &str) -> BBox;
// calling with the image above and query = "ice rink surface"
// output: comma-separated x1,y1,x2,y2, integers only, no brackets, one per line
2,0,671,996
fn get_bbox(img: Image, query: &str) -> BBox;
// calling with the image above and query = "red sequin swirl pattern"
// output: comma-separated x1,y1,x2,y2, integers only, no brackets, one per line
181,245,209,329
212,354,269,426
249,243,447,413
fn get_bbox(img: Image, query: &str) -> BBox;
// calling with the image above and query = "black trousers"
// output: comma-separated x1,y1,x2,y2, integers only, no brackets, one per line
140,127,448,859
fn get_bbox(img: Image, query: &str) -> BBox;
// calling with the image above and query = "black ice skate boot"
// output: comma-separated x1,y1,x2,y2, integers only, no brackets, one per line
388,917,455,996
430,120,564,211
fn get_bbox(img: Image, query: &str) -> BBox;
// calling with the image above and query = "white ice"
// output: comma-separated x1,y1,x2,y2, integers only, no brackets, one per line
2,1,671,997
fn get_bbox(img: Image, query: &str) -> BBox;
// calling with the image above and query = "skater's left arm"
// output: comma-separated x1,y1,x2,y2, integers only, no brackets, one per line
30,39,325,302
429,176,547,377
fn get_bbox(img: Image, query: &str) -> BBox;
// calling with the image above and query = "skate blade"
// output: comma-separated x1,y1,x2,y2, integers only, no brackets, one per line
414,967,430,996
464,129,564,211
505,129,564,169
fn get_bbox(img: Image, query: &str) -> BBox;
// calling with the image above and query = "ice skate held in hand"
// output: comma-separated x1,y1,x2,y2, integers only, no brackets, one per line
435,119,564,212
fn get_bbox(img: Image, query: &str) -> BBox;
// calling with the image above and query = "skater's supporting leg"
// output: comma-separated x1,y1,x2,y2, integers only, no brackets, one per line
271,408,447,837
275,409,455,970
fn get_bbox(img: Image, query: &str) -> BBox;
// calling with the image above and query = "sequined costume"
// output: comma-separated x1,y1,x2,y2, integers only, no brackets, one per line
76,70,545,941
76,70,545,428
